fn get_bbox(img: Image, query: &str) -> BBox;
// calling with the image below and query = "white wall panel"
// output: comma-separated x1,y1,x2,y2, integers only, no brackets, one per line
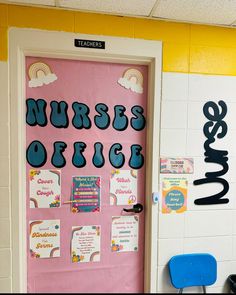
162,72,188,101
161,101,188,129
185,210,233,237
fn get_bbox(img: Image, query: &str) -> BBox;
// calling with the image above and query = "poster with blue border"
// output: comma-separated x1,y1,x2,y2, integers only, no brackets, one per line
71,176,101,213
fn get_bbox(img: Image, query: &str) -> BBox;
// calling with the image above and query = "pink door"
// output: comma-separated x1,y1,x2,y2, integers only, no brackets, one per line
26,57,148,293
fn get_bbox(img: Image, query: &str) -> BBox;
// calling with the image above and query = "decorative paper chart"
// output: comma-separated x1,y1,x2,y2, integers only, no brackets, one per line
29,219,60,259
111,216,139,252
71,225,101,263
160,158,194,174
162,178,187,214
29,169,61,208
72,176,101,213
110,170,137,205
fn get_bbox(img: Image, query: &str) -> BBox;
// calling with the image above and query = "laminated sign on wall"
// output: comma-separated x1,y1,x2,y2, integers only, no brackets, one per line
162,178,187,213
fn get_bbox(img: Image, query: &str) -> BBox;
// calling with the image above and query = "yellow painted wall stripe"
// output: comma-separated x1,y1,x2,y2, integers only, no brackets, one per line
1,4,236,76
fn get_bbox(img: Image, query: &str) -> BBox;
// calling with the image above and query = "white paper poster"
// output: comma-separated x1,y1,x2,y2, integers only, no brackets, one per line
111,216,139,252
110,169,137,205
71,225,101,263
29,169,61,208
29,219,60,259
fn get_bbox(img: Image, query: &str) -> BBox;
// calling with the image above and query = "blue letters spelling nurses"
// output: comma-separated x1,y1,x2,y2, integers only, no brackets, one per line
193,100,229,205
26,99,146,169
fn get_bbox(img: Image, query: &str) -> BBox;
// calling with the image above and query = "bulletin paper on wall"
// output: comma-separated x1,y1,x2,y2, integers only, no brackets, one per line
111,216,139,252
71,225,101,263
162,178,187,213
29,169,61,208
110,169,137,205
29,220,60,258
26,56,147,293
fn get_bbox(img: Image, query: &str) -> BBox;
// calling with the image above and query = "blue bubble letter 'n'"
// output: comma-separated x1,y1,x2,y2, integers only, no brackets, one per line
72,142,87,168
109,143,125,168
51,141,67,168
26,140,47,167
92,142,105,168
50,101,69,128
26,98,47,126
129,144,144,169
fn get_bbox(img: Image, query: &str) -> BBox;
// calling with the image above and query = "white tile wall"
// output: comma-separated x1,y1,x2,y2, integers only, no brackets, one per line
158,72,236,293
162,72,188,101
161,101,188,129
184,210,233,237
0,188,10,218
160,129,186,156
184,236,232,261
189,74,236,101
158,238,184,265
0,278,11,293
0,249,11,277
158,212,185,238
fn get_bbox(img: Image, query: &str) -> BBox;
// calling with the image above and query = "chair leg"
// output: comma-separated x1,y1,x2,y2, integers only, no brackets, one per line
178,288,183,293
202,285,206,293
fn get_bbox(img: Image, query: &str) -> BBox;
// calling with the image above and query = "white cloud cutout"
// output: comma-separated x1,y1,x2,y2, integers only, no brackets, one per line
29,73,58,88
117,77,143,94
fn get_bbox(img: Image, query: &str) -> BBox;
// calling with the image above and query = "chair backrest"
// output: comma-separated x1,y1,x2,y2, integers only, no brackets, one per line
168,253,217,289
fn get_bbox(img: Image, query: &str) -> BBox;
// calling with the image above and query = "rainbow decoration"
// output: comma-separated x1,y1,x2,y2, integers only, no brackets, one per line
28,62,57,88
118,68,143,94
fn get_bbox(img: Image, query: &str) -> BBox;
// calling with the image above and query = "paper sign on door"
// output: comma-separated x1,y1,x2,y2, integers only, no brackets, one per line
29,169,61,208
72,176,101,213
111,216,139,252
110,169,137,205
29,219,60,259
71,225,101,263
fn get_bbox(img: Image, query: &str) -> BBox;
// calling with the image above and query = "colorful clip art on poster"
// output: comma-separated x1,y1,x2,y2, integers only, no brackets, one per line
110,169,137,206
111,216,139,252
29,169,61,208
160,158,194,174
71,176,101,213
117,68,143,94
29,220,60,259
28,62,57,88
71,225,101,263
162,178,187,214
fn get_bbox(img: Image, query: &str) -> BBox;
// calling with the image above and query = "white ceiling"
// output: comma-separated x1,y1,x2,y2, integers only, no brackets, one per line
2,0,236,27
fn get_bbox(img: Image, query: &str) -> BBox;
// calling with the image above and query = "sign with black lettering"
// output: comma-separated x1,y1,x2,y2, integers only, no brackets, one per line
74,39,105,49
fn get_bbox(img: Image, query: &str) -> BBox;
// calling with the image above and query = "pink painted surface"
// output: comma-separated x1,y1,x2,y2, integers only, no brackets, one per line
26,57,148,293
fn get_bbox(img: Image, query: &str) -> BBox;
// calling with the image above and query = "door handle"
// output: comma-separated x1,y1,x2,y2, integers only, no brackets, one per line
123,203,143,214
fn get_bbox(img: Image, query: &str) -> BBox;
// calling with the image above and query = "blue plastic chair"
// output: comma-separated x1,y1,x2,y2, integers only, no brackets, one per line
168,253,217,293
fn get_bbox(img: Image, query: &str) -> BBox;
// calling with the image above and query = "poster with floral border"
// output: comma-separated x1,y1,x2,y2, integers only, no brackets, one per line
111,216,139,252
71,225,101,263
29,219,60,259
29,169,61,208
162,177,187,214
71,176,101,213
110,169,137,206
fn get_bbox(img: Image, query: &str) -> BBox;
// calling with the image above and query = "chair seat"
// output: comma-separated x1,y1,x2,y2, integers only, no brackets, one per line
168,253,217,290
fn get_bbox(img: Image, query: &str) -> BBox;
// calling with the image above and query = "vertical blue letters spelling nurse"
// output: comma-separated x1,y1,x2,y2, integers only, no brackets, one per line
26,99,146,169
193,100,229,205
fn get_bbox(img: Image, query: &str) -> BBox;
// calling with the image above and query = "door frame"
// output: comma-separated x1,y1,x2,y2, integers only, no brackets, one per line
9,28,162,293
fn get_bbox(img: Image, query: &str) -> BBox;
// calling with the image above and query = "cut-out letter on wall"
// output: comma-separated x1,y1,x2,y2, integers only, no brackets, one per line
26,140,47,167
26,98,47,127
193,100,229,205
